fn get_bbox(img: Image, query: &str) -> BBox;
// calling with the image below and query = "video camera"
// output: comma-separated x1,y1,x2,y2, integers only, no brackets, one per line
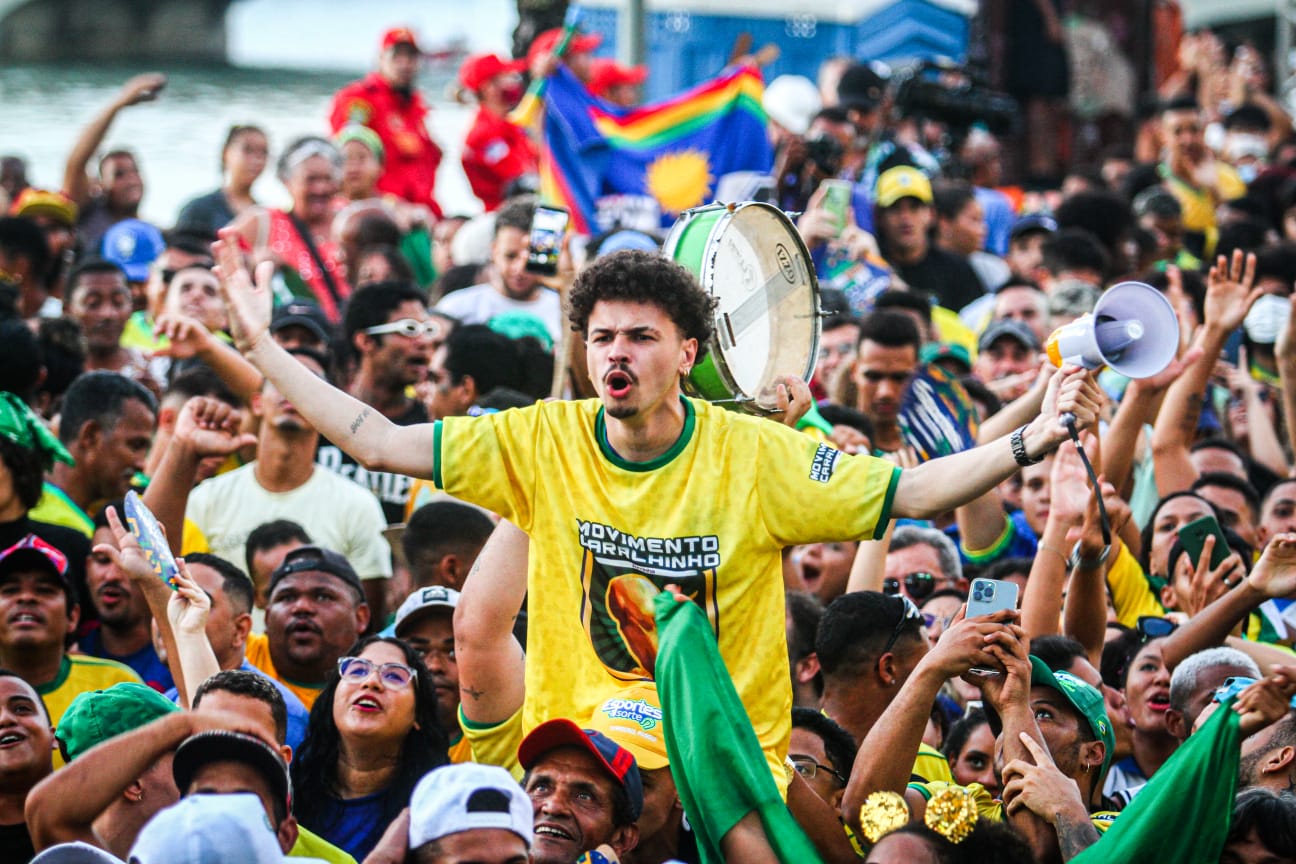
890,59,1018,135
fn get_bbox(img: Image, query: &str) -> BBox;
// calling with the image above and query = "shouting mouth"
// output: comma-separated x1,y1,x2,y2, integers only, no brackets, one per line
605,368,635,399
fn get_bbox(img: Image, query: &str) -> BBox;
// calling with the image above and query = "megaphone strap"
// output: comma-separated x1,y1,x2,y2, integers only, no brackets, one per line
1063,417,1112,548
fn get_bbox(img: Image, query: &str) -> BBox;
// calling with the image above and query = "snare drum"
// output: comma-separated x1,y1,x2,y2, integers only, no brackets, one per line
663,202,821,413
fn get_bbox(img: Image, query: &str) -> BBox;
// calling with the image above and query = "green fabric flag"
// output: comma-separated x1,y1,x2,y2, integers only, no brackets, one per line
1072,697,1242,864
653,592,824,864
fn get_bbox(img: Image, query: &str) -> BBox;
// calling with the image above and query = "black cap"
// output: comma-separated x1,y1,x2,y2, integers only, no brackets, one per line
173,730,291,811
271,301,332,345
268,545,364,600
837,62,887,112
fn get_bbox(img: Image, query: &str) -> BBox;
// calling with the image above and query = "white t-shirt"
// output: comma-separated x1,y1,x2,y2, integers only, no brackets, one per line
435,282,563,344
186,462,392,580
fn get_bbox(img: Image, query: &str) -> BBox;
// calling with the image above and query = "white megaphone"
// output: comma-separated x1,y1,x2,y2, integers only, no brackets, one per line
1045,281,1180,378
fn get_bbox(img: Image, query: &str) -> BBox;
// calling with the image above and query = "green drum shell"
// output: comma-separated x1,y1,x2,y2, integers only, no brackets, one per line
664,202,820,413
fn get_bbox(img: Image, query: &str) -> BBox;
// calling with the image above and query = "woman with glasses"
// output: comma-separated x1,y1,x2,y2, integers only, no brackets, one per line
291,635,448,861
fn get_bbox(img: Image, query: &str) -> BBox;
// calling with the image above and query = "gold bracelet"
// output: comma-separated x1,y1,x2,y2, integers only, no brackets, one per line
1039,542,1068,565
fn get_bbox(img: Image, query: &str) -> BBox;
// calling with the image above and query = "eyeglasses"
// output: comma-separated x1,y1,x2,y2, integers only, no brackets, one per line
881,595,923,655
789,755,847,787
337,656,418,689
1136,616,1178,642
861,370,912,384
361,318,443,340
922,611,954,630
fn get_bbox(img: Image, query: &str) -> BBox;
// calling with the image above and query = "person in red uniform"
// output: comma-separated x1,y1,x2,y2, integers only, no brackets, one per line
588,58,647,108
328,27,443,218
459,53,537,212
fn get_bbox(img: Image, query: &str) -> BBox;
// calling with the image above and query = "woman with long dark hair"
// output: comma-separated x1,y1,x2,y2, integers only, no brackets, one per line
291,635,448,860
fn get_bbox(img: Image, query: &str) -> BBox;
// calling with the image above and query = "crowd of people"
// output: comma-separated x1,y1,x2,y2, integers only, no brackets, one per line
2,12,1296,864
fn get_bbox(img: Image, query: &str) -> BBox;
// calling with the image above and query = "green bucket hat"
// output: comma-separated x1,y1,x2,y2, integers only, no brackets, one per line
1029,654,1115,775
0,392,72,468
56,682,179,762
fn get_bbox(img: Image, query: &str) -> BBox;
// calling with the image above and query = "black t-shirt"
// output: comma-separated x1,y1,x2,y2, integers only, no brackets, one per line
175,189,236,238
316,398,429,525
891,246,985,313
0,820,35,863
0,515,91,607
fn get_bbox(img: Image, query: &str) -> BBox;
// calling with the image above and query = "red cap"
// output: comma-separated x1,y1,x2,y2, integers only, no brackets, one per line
527,27,602,67
381,26,420,52
460,53,526,92
517,719,643,820
588,58,647,97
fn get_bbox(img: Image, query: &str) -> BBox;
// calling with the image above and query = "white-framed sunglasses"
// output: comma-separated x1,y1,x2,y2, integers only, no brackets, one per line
361,318,443,339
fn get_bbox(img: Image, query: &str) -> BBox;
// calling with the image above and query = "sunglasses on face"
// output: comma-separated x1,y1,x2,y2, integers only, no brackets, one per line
883,572,938,601
361,318,442,339
1136,615,1178,642
337,656,418,688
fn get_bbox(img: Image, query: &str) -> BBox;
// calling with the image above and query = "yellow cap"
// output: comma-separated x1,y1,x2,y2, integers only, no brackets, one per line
875,166,933,208
586,681,668,770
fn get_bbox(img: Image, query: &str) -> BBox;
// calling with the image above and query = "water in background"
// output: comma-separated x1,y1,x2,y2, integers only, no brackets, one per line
0,62,482,227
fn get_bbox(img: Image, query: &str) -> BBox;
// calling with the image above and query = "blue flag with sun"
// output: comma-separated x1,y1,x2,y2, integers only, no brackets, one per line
537,64,774,234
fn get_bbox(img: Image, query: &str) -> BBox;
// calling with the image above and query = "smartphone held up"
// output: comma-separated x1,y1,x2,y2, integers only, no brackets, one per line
525,205,569,276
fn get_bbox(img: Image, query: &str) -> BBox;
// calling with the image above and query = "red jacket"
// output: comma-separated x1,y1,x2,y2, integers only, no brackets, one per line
329,73,443,216
461,106,538,211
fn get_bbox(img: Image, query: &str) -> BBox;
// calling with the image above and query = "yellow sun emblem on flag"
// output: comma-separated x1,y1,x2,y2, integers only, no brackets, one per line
645,149,714,213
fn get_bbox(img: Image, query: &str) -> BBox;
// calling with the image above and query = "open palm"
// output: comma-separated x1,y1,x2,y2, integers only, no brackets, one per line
213,229,274,353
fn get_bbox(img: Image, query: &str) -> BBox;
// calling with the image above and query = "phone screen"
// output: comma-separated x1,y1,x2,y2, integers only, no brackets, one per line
820,180,853,236
525,206,569,276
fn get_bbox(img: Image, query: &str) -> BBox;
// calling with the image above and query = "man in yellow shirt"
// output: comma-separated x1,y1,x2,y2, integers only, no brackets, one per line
214,235,1102,793
0,534,139,733
1158,94,1247,260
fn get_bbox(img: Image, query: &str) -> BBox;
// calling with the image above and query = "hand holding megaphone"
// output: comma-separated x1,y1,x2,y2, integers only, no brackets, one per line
1044,280,1181,429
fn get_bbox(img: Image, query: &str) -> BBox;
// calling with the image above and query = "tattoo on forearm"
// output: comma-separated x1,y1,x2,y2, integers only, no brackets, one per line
1179,392,1203,435
1055,813,1100,861
461,685,486,701
349,408,372,435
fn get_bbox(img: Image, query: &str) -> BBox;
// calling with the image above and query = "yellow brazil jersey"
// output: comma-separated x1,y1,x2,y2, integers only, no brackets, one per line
1106,542,1166,629
40,653,142,767
245,632,324,711
435,397,899,792
292,826,356,864
914,741,954,784
30,483,93,538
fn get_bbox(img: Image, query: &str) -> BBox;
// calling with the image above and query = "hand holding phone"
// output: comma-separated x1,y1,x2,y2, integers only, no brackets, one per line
1177,515,1232,572
525,205,569,276
124,491,179,591
965,578,1019,676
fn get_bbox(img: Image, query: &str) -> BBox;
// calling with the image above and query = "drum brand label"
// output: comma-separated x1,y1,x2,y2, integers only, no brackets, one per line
809,444,840,483
775,243,796,283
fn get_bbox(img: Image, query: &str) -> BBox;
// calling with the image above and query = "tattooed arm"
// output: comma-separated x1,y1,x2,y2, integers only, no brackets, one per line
454,520,529,726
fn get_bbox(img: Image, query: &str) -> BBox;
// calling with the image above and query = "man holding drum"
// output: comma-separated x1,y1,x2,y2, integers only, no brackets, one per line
212,232,1103,794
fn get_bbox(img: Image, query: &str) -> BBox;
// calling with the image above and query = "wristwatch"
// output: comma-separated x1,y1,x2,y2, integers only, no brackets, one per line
1068,540,1111,570
1010,424,1043,466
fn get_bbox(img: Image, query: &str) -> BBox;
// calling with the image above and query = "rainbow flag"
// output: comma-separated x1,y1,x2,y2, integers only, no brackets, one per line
537,64,773,234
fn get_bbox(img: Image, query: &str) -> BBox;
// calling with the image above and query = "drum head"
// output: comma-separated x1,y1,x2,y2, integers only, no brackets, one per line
699,203,819,411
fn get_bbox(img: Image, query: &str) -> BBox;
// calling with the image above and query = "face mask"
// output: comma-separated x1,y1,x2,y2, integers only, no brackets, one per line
1237,163,1260,184
1243,293,1290,344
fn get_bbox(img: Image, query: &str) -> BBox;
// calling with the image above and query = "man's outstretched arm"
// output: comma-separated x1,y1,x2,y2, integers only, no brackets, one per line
213,231,436,478
892,365,1103,519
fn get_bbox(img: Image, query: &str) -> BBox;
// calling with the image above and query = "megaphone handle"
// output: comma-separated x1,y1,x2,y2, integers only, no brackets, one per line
1062,415,1112,548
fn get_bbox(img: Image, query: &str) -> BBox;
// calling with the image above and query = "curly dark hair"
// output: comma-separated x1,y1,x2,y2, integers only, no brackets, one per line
566,250,716,360
291,636,448,842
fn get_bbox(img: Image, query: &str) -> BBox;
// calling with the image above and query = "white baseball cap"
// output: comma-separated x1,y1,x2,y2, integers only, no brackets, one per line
129,793,321,864
394,585,461,636
409,763,533,850
30,843,125,864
